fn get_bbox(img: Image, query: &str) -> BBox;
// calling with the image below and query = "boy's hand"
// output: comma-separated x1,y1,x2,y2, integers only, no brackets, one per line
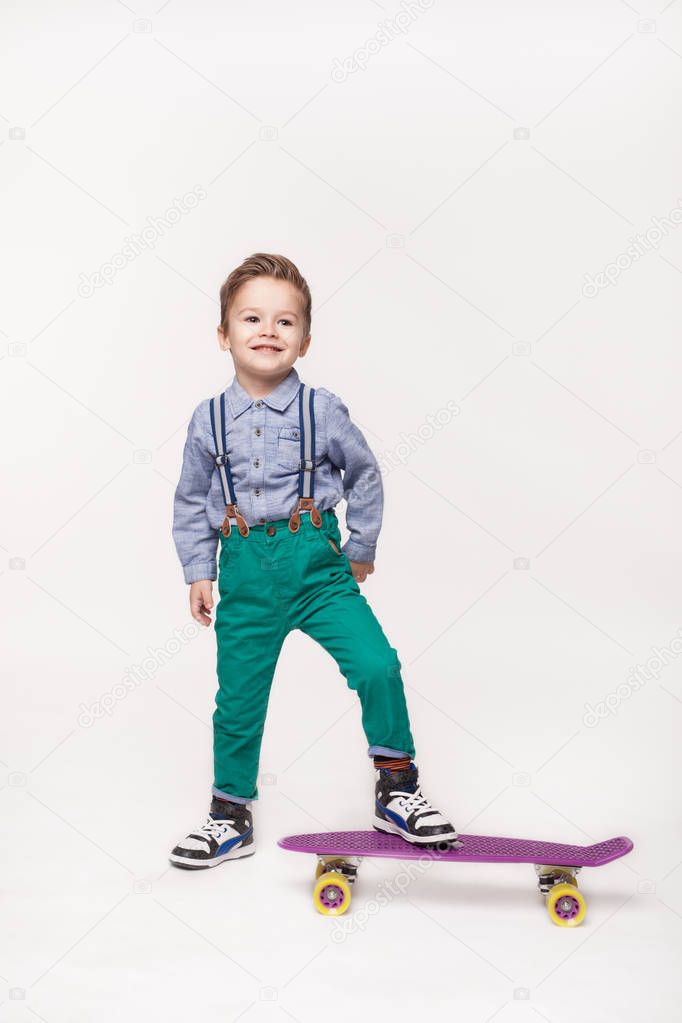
349,560,374,583
190,580,214,627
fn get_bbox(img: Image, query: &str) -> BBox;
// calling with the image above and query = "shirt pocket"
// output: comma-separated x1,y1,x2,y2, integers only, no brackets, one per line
277,425,302,469
277,424,328,471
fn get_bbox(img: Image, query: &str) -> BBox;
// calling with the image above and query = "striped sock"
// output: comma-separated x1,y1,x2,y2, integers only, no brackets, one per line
373,754,412,772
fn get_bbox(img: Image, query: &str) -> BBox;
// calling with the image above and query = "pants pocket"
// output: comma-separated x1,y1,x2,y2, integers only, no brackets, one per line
218,540,245,596
313,522,346,566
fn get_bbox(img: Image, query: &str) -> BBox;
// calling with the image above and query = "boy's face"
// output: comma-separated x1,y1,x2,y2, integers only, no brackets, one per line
217,276,310,377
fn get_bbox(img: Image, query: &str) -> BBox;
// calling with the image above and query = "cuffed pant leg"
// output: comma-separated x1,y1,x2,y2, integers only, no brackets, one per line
293,534,415,758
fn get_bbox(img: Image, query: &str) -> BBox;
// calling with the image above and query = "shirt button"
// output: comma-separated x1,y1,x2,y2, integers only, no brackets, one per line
258,517,266,523
266,526,276,536
255,428,261,436
255,400,264,408
253,458,260,467
254,488,261,496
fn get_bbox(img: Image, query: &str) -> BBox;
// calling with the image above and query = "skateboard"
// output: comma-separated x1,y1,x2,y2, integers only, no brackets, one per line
278,830,634,926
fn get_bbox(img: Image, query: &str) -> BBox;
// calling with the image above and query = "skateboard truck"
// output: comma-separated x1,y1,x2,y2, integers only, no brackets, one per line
534,863,582,895
316,855,360,885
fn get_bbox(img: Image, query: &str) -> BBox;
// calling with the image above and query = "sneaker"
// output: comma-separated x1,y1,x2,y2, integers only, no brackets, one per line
374,762,460,846
169,796,255,869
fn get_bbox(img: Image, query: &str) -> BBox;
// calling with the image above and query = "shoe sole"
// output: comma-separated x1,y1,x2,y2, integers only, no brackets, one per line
373,815,460,846
168,843,256,870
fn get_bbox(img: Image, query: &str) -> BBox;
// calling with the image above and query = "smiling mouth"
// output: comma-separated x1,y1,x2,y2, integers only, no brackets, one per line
252,345,281,352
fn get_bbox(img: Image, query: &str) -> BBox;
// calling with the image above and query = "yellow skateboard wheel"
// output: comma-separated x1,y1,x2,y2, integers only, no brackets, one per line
312,871,351,916
547,882,586,926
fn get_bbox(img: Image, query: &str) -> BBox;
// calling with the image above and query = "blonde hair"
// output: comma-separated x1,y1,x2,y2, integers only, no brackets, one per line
219,253,311,336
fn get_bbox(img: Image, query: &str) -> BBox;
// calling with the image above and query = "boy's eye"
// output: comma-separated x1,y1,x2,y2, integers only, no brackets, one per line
245,315,293,326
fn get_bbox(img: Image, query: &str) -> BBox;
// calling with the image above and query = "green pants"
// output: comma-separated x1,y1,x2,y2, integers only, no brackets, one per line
213,508,415,803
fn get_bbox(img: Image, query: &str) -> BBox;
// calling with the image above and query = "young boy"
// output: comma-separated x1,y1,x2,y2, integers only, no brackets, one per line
169,252,458,869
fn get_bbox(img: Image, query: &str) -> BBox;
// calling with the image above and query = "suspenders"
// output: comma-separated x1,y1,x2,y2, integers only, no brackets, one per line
288,382,322,533
209,382,322,538
209,391,250,538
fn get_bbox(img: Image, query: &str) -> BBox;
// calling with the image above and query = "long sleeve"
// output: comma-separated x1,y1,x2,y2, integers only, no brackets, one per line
326,393,383,563
172,401,219,584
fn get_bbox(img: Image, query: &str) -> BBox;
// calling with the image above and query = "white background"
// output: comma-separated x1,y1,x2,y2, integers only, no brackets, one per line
2,0,682,1020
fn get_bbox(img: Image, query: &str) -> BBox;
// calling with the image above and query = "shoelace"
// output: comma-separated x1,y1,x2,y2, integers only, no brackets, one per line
389,786,437,818
194,815,236,840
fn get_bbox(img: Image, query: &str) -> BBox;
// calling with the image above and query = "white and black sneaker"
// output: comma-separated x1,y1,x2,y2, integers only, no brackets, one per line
374,762,461,846
169,796,255,869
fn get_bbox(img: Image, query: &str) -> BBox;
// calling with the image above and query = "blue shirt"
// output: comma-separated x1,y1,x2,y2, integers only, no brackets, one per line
172,366,384,584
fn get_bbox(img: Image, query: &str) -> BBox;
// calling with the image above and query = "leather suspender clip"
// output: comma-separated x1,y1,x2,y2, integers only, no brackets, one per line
288,496,322,533
221,503,250,539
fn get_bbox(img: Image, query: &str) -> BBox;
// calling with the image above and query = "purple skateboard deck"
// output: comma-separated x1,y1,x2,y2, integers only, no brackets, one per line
280,831,634,924
278,830,634,866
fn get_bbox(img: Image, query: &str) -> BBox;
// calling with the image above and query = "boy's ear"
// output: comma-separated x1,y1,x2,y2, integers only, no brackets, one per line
299,334,311,356
217,326,230,351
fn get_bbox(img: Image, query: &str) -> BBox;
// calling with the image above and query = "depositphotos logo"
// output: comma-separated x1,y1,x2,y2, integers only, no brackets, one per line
582,198,682,297
77,623,200,726
76,186,207,297
331,0,435,82
583,626,682,727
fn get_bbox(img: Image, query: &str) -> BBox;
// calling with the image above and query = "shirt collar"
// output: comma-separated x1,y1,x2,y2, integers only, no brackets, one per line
226,366,301,419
